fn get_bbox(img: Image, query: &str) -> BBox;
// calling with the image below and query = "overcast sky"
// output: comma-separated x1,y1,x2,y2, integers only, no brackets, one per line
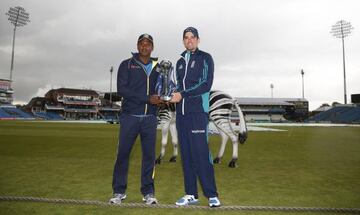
0,0,359,110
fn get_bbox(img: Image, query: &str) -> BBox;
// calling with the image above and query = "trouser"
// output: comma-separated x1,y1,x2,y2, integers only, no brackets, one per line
176,112,218,198
112,113,157,196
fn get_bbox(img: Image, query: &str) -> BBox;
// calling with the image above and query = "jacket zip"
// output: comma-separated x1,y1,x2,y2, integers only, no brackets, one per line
133,58,153,115
181,56,189,115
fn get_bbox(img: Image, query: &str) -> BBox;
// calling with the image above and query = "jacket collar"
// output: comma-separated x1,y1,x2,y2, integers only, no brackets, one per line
180,48,200,58
131,52,158,64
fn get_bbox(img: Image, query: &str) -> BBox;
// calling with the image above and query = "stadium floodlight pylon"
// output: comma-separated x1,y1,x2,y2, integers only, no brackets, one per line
330,20,353,104
270,83,274,99
5,6,30,81
301,69,304,99
110,66,114,107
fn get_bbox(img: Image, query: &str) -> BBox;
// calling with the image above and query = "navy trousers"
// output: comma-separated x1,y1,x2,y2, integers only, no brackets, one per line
112,113,157,196
176,112,218,198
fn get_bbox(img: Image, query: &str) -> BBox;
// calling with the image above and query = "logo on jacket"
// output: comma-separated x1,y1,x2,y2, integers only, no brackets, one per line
130,65,141,69
191,61,196,68
178,65,183,70
191,129,205,134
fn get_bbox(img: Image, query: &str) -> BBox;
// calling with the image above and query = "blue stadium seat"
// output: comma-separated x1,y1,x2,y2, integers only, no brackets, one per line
0,107,13,118
34,111,63,120
1,107,34,119
308,106,360,123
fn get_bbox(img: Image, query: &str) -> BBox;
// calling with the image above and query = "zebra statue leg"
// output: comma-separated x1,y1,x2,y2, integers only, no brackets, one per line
213,129,229,164
214,123,239,168
234,100,248,144
155,119,171,164
228,100,248,167
168,111,178,162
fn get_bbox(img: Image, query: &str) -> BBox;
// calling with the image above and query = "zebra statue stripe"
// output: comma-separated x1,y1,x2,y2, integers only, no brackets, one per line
156,90,248,168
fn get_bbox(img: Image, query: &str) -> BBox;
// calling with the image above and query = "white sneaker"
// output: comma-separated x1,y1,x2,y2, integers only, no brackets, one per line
109,193,127,204
175,195,199,206
142,193,158,205
208,196,221,207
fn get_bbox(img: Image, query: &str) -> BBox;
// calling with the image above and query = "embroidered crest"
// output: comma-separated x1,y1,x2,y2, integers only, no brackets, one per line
191,61,195,68
178,65,183,70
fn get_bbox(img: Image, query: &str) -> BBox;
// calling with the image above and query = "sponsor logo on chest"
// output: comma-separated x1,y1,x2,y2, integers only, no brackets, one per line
130,65,142,69
178,61,196,70
191,129,205,134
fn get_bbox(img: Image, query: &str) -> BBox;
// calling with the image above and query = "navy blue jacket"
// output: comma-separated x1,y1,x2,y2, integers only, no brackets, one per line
175,49,214,115
117,53,160,115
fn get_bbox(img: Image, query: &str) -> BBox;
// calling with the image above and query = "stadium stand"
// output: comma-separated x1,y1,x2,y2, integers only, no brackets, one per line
33,111,63,120
0,79,13,105
25,88,120,121
234,97,308,122
0,107,12,118
0,106,34,119
307,106,360,124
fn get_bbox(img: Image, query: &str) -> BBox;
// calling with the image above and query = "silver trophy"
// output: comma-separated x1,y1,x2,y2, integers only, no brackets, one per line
159,60,174,101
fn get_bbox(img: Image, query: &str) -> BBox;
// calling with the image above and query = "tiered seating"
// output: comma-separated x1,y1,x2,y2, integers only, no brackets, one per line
1,107,34,119
34,112,63,120
34,112,48,119
0,108,13,118
46,112,64,120
308,106,360,123
339,107,360,123
102,114,118,120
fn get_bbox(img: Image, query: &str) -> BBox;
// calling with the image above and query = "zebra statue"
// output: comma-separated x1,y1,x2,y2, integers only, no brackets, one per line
156,90,248,168
156,104,178,163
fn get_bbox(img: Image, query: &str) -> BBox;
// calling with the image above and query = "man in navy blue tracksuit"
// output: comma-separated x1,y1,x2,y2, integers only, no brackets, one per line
170,27,221,207
110,34,162,205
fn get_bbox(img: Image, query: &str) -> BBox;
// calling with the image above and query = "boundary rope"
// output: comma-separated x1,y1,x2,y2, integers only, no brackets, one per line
1,196,359,213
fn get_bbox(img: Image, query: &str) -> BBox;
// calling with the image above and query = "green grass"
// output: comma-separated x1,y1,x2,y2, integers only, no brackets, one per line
0,121,359,215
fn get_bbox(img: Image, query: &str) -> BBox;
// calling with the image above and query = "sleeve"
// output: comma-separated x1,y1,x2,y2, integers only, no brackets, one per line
117,60,149,104
155,73,162,96
180,54,214,98
175,60,184,92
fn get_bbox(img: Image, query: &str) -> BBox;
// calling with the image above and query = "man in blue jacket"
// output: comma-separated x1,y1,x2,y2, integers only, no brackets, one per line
170,27,221,207
110,33,162,205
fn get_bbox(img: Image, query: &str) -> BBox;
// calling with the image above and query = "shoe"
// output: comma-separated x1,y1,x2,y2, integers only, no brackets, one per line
175,195,199,206
142,193,158,205
109,193,127,204
208,197,221,207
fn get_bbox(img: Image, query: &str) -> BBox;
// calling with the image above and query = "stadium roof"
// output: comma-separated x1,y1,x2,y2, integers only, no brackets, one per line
235,97,307,106
27,97,48,107
46,88,99,96
312,106,333,112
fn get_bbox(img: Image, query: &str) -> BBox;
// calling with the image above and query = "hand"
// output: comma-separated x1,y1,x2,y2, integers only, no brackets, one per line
149,95,162,105
170,92,182,103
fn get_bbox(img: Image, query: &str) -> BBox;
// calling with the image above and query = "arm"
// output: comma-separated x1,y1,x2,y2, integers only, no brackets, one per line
117,60,149,104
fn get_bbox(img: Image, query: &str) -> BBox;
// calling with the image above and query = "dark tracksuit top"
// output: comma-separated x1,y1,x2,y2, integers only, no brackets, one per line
112,53,160,196
117,53,160,115
175,48,218,198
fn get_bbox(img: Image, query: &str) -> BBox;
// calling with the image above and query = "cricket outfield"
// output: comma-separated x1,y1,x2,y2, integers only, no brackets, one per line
0,121,359,215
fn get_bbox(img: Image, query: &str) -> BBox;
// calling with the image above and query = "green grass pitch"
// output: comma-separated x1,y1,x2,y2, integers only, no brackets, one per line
0,121,359,215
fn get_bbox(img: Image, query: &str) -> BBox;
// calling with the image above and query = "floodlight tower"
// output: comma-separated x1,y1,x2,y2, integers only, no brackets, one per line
301,69,305,99
6,6,30,81
109,66,114,107
330,20,353,104
270,83,274,99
